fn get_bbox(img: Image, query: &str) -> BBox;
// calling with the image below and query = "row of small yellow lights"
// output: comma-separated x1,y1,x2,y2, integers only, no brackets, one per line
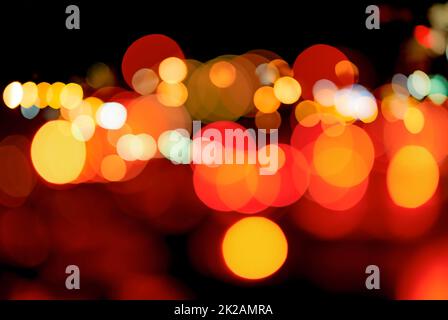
1,55,198,182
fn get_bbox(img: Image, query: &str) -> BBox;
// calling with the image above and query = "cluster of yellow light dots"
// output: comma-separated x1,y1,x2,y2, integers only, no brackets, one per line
132,56,188,107
2,44,448,281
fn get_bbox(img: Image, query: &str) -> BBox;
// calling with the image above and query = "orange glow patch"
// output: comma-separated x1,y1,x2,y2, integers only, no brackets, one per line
387,145,439,208
209,61,237,88
253,86,281,113
100,154,127,182
313,124,374,188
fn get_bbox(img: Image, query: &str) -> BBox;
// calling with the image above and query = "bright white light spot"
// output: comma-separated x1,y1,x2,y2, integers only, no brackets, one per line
3,81,23,109
334,85,377,122
96,102,127,130
408,70,431,100
313,79,337,107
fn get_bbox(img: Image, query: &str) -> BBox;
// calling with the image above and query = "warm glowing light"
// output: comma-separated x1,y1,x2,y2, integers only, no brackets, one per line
3,81,23,109
31,120,86,184
209,61,237,88
313,79,337,107
335,60,359,84
255,63,279,85
334,85,377,122
159,57,187,84
36,82,51,109
408,70,431,100
156,81,188,107
222,217,288,280
295,100,321,127
116,133,157,161
100,154,126,182
132,68,159,95
273,76,301,104
20,82,38,108
96,102,127,130
387,145,439,208
71,115,95,141
253,86,281,113
60,83,83,110
46,82,65,109
137,133,157,161
313,124,374,188
404,107,425,134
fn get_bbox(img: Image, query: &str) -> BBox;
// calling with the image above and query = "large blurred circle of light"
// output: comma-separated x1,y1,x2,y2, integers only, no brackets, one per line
20,82,38,108
20,105,40,120
273,76,301,104
408,71,431,100
156,81,188,107
46,82,65,109
3,81,23,109
132,68,159,95
60,83,83,110
158,129,192,164
313,124,374,188
313,79,337,107
100,154,126,182
255,63,279,85
186,57,253,122
387,146,439,208
159,57,187,84
31,120,86,184
253,86,281,113
96,102,127,130
71,115,96,141
404,107,425,134
209,61,237,88
222,217,288,280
